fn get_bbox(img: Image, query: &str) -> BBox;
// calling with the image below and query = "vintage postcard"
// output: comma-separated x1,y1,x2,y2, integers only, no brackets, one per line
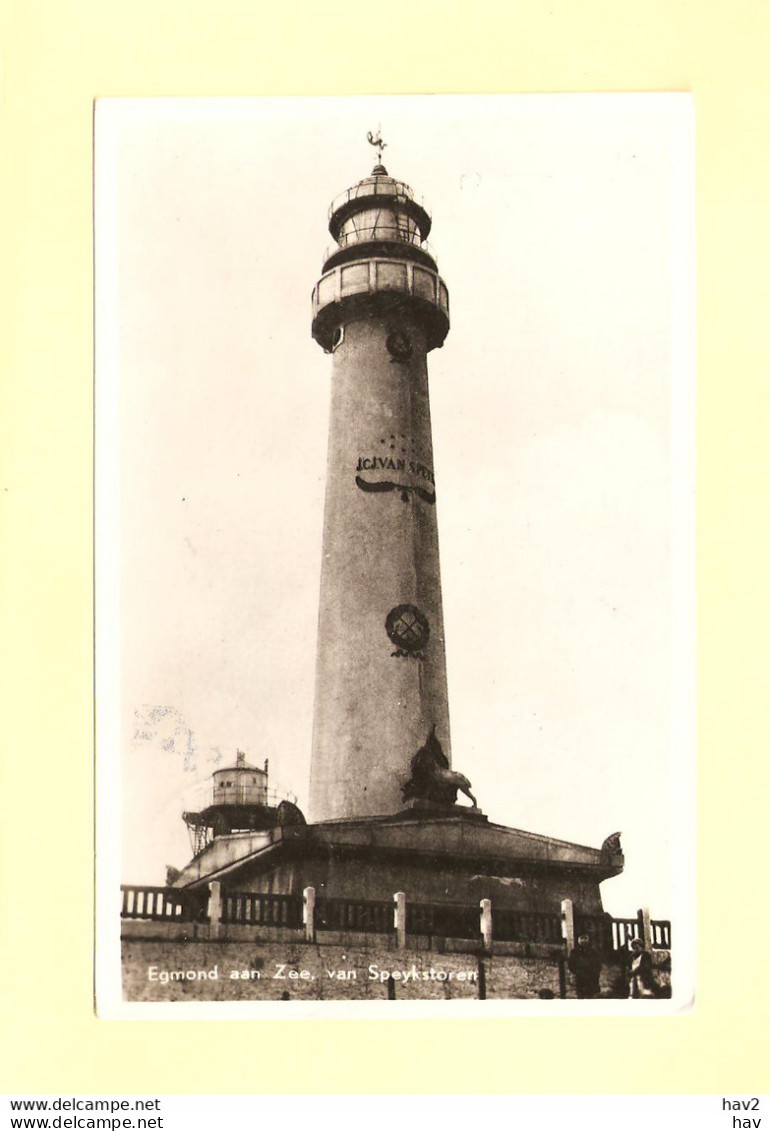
95,94,694,1016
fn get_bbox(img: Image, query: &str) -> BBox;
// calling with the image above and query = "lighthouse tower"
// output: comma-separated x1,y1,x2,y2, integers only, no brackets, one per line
309,150,452,822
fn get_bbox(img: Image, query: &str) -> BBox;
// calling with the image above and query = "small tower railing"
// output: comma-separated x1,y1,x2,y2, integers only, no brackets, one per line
193,785,294,811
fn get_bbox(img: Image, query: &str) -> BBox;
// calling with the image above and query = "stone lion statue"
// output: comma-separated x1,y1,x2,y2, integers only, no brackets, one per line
402,726,478,808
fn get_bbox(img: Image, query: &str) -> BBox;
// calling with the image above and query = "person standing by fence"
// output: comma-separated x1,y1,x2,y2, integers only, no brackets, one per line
628,937,656,998
568,934,602,998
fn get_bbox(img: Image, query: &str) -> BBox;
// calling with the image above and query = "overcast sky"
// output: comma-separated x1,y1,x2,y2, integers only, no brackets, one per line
98,95,693,920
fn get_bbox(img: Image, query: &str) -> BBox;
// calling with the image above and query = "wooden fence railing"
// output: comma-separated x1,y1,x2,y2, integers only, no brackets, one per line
577,913,671,952
121,885,205,923
495,909,564,945
609,916,642,950
120,885,671,953
575,913,611,946
405,901,482,940
650,919,671,949
221,892,303,928
315,897,394,934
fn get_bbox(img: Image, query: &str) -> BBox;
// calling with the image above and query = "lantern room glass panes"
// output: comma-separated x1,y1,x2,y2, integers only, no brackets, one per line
338,207,421,249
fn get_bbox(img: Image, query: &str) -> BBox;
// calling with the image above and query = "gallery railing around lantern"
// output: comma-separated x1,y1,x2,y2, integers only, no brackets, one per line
328,179,430,222
324,227,437,263
311,256,450,354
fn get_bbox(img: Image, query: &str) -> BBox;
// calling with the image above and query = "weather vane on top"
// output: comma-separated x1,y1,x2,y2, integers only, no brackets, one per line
367,127,387,162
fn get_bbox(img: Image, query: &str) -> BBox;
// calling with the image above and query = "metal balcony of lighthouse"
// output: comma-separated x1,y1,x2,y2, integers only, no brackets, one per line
321,163,435,273
327,171,429,220
322,228,438,268
312,162,450,354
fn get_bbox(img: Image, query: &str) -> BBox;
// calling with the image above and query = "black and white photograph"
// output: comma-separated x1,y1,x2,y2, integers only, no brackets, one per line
95,94,694,1013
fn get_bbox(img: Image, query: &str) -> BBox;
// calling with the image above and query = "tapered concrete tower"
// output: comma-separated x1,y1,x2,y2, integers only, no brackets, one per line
309,153,452,822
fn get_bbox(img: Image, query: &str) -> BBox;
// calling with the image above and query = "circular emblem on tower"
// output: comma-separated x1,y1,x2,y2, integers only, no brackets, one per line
385,604,430,656
386,330,413,362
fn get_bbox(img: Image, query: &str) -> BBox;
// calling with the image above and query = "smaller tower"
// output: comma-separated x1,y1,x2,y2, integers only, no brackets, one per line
183,751,278,854
212,750,269,807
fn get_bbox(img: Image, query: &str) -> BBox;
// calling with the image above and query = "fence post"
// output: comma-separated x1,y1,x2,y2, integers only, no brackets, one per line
303,886,316,943
480,899,493,952
638,907,653,951
394,892,406,949
561,898,575,951
207,881,222,940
